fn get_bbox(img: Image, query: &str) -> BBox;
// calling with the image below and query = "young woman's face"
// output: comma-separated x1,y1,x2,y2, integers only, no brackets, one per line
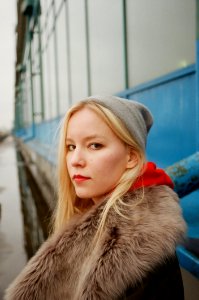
66,107,135,203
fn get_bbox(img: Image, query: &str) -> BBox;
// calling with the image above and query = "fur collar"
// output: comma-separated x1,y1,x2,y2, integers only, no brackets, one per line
5,186,186,300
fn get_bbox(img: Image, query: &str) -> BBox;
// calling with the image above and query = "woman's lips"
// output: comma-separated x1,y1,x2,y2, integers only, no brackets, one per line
73,175,91,182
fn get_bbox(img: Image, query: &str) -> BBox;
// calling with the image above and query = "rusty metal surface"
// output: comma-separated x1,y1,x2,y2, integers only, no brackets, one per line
166,152,199,198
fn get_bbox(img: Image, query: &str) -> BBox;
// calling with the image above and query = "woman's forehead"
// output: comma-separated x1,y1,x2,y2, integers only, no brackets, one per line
68,107,105,129
66,108,117,141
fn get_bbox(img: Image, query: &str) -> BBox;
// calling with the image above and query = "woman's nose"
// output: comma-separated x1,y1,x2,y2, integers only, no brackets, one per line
70,148,86,167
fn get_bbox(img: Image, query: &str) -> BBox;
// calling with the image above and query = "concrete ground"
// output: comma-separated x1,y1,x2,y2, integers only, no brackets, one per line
181,268,199,300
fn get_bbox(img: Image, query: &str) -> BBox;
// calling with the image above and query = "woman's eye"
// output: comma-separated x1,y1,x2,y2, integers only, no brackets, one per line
89,143,103,150
67,144,76,151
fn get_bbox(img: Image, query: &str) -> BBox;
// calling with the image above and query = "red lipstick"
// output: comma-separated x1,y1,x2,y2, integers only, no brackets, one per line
73,175,90,182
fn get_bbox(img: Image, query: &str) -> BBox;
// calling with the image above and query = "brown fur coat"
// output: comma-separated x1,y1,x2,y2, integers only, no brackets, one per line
4,186,186,300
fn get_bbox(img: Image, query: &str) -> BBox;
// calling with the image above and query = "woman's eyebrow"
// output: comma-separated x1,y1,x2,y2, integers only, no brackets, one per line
84,134,105,141
66,134,105,143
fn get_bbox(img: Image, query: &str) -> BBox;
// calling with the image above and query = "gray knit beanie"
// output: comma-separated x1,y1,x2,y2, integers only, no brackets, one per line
82,95,153,150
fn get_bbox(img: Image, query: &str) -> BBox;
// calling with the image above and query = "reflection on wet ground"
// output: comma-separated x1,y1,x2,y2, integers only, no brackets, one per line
0,137,50,298
0,137,27,298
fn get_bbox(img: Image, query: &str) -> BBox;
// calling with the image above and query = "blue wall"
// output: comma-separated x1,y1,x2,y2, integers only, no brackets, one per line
118,65,197,167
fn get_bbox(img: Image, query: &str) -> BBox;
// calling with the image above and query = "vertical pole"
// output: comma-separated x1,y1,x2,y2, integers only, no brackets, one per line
20,81,25,129
52,0,60,116
122,0,129,89
16,92,22,130
38,16,45,120
85,0,91,96
14,100,19,132
30,39,36,137
65,0,72,106
16,84,22,129
196,0,199,149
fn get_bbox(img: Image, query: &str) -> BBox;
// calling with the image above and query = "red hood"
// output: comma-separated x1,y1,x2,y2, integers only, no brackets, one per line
129,162,174,191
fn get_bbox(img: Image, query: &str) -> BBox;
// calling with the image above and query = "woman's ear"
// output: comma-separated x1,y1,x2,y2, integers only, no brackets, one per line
126,149,138,169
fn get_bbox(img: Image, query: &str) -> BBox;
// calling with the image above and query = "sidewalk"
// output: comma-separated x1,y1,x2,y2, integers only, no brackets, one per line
0,137,27,299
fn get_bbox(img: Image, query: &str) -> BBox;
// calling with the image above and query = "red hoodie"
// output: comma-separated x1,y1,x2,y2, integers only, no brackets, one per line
129,162,174,191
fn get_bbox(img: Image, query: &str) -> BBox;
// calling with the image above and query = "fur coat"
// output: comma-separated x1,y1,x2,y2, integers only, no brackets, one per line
4,186,186,300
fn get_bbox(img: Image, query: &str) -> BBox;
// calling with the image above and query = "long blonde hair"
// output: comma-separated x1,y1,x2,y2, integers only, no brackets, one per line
53,99,146,233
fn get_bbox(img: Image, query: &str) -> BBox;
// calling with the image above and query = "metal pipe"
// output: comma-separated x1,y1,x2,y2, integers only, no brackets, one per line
166,152,199,198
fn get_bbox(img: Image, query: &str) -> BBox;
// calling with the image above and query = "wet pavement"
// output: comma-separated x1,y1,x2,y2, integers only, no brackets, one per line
0,137,27,299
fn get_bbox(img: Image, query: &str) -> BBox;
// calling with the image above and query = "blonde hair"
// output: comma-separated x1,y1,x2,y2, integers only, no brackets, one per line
53,99,146,234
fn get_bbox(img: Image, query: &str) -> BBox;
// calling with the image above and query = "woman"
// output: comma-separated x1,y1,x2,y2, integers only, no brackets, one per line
5,96,186,299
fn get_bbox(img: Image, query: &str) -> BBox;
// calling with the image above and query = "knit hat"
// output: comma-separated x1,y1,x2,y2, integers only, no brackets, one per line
83,95,153,150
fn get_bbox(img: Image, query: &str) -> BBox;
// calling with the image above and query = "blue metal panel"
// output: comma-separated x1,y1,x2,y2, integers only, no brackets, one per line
196,40,199,150
177,246,199,278
15,124,35,141
35,118,60,145
26,116,62,164
181,191,199,238
118,66,197,167
15,116,62,164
